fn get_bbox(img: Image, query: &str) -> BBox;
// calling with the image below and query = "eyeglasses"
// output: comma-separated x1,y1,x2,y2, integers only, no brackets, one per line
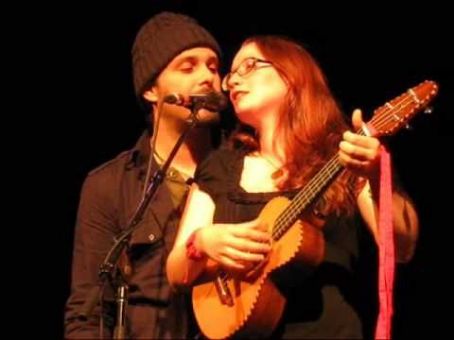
222,57,273,91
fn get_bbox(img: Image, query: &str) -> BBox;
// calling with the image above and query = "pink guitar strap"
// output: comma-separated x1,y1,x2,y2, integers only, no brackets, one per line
375,145,395,340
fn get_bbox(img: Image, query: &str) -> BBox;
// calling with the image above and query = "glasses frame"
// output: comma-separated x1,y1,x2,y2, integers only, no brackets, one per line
222,57,273,91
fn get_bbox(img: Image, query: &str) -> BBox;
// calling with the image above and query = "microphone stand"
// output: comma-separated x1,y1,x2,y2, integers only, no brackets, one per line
77,103,203,339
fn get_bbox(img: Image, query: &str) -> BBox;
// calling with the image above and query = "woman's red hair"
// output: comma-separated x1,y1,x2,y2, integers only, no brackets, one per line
231,35,359,216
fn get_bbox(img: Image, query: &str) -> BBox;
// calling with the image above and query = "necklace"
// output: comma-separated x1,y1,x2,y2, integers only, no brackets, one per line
261,154,280,170
253,151,279,168
254,151,285,179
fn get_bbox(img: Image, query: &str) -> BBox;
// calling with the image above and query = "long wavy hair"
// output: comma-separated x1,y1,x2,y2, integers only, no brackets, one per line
231,35,358,216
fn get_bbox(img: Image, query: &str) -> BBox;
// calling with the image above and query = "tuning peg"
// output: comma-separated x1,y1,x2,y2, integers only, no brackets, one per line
424,106,433,114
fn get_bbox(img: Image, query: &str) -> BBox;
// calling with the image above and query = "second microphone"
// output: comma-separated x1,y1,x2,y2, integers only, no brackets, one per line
164,92,228,112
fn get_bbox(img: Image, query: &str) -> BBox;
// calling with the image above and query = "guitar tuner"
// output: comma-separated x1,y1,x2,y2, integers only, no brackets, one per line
424,106,433,114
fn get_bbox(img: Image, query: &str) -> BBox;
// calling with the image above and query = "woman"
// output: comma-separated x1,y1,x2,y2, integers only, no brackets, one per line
166,35,418,338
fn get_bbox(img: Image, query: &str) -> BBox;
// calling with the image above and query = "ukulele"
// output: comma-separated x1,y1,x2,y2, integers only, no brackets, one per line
192,80,438,339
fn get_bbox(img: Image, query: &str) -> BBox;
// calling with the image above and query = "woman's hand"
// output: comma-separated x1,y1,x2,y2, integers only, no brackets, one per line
339,109,381,180
197,218,271,270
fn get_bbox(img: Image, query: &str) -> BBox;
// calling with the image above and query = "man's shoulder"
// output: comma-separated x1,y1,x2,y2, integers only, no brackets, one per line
87,150,133,178
87,131,149,179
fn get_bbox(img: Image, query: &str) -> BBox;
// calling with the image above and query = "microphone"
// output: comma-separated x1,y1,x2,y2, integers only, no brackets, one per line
164,91,228,112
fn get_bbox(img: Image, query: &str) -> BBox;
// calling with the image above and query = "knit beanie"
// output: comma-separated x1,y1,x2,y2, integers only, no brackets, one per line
132,12,221,99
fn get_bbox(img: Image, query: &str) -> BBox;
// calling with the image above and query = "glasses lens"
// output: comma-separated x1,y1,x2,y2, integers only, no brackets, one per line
239,59,256,77
222,58,269,91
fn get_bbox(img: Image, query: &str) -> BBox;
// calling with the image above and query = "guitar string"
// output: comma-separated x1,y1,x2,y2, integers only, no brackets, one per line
273,156,341,238
365,81,434,129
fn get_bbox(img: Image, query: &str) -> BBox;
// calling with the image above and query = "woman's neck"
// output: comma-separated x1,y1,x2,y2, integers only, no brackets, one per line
257,126,285,166
253,108,285,162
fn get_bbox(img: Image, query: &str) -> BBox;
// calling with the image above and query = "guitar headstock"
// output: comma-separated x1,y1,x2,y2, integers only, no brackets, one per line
367,80,438,137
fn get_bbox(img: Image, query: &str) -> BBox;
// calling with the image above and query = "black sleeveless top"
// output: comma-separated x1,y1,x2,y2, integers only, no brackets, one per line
195,148,378,339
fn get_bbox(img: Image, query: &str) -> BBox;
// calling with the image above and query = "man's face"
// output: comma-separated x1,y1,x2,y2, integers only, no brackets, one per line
144,47,222,126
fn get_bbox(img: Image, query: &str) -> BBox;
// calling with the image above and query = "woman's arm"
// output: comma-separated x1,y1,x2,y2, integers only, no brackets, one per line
166,184,271,290
357,180,419,262
339,109,419,262
166,184,215,289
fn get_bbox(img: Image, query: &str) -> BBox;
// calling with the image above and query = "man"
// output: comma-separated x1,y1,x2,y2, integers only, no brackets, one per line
65,11,222,338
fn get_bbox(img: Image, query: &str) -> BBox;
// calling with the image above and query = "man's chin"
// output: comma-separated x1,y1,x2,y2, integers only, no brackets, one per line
187,110,220,126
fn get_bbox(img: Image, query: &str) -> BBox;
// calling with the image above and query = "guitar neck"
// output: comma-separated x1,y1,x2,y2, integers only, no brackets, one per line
272,154,344,240
265,80,438,242
270,121,379,242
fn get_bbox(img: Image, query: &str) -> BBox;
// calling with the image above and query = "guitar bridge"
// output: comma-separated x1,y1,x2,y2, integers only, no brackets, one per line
214,275,233,306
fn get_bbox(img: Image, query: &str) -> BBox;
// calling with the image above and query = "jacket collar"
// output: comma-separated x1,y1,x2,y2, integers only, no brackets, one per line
126,131,154,181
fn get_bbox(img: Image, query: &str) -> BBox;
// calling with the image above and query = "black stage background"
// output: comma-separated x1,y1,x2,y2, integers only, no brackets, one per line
40,1,452,338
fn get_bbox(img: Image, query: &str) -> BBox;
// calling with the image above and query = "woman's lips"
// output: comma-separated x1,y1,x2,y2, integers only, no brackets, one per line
231,90,248,102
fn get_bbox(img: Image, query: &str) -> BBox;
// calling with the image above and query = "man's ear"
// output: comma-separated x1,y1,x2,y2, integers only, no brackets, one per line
143,86,158,103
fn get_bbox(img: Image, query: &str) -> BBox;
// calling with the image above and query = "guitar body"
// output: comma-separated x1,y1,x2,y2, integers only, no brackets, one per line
192,196,325,339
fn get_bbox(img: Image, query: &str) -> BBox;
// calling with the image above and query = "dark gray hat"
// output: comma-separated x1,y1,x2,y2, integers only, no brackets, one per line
132,12,221,98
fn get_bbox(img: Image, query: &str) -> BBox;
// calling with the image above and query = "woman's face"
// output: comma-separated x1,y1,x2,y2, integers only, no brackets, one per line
224,42,288,128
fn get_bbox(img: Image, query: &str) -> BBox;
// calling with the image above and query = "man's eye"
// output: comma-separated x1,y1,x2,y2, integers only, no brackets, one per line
179,63,194,72
208,64,218,73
